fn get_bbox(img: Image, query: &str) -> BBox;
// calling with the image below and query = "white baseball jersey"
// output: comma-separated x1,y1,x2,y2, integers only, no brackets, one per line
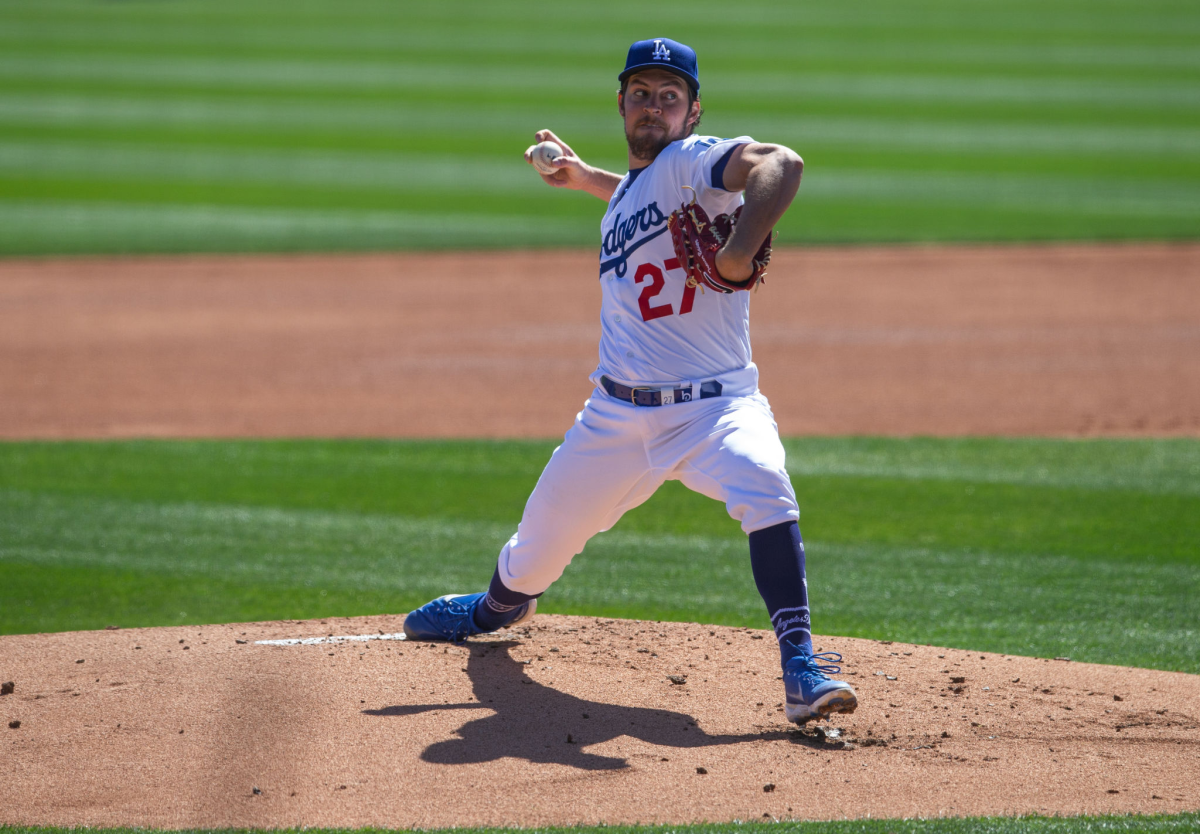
593,134,757,392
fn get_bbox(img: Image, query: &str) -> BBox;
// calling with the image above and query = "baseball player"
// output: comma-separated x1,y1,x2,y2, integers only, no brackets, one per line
405,37,857,723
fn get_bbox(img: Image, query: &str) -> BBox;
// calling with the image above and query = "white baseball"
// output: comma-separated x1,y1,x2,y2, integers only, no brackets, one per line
531,141,562,175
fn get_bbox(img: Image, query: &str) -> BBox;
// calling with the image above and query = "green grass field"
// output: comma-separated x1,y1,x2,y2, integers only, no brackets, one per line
2,438,1196,673
1,0,1197,255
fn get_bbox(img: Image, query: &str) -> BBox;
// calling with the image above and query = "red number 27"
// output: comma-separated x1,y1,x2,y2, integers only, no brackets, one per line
634,257,697,322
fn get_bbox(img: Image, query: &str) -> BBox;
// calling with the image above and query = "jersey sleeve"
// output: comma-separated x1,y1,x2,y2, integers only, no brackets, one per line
682,134,755,199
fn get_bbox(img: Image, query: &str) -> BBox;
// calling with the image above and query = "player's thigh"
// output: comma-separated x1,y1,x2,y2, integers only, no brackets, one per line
523,396,657,524
672,393,798,534
501,396,665,590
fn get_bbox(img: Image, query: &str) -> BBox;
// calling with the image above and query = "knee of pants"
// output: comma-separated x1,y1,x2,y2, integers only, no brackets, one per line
735,493,800,535
725,469,799,533
678,459,799,534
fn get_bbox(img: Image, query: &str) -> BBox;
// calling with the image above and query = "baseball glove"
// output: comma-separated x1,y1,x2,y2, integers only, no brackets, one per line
667,187,773,294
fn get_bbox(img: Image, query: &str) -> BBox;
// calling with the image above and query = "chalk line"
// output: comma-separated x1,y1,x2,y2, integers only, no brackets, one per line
256,632,408,646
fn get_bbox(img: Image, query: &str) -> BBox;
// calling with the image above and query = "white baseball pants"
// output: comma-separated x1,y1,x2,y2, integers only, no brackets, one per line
496,388,800,596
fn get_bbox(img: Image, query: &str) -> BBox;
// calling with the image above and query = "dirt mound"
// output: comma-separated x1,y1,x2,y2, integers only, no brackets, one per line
2,614,1197,828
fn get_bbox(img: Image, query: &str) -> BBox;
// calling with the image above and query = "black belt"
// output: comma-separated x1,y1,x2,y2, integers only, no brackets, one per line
601,375,723,407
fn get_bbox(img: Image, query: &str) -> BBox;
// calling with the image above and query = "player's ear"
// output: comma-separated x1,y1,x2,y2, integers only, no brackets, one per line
617,91,625,117
687,98,701,128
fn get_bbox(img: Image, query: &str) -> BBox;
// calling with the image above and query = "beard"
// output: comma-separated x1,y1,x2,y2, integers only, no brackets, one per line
626,119,685,162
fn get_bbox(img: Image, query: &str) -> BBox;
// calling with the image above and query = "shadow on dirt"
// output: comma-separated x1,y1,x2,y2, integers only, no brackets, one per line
364,640,794,770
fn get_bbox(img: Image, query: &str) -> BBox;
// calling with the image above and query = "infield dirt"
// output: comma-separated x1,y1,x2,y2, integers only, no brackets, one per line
1,615,1198,828
1,243,1197,439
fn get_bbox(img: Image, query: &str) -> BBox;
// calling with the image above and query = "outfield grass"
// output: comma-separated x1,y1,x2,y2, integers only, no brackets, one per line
0,0,1197,254
1,438,1196,673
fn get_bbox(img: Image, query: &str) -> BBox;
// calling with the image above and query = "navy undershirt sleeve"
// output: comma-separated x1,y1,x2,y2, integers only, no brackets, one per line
710,143,745,191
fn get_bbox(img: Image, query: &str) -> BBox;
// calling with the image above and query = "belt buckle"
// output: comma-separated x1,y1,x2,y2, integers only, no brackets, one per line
629,386,654,406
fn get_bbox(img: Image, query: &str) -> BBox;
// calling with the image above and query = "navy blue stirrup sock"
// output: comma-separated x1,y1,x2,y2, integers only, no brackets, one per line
472,567,540,632
748,520,814,668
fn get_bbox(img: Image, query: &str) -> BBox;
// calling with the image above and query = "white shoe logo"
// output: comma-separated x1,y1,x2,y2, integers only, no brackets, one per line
652,39,670,61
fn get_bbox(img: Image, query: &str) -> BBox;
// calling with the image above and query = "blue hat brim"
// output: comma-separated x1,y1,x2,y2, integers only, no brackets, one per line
618,63,699,92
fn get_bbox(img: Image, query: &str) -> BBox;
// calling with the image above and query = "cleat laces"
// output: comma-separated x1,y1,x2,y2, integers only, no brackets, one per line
787,648,844,688
435,595,479,644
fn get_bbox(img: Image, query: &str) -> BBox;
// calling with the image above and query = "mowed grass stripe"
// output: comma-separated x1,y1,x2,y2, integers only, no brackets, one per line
782,437,1200,496
0,94,617,146
1,487,1196,672
737,118,1199,157
1,0,1195,52
4,142,1195,219
0,141,562,194
3,49,1194,131
0,201,597,252
2,0,1193,62
0,53,616,95
718,72,1200,111
5,52,1198,116
3,439,1195,564
5,24,1199,76
0,488,511,589
795,170,1196,218
1,179,1190,254
5,102,1197,156
0,0,1196,252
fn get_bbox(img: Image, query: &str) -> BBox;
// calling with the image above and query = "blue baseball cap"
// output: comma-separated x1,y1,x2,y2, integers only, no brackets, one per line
618,38,699,92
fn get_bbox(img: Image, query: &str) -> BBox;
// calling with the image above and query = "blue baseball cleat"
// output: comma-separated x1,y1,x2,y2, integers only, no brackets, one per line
402,593,536,643
783,650,858,723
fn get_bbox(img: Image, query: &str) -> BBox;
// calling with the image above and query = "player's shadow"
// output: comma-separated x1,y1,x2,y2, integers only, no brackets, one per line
364,640,791,770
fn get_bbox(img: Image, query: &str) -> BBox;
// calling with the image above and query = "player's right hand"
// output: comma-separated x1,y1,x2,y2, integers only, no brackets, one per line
524,129,589,190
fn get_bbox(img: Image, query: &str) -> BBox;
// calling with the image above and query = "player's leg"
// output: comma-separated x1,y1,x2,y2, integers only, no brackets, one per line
663,393,856,721
404,394,666,642
662,394,809,654
493,399,665,599
747,520,855,722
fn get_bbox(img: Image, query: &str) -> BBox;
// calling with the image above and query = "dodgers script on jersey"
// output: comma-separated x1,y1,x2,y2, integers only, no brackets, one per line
594,133,757,391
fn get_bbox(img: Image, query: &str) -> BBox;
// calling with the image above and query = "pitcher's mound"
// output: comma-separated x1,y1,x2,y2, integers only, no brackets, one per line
2,614,1197,828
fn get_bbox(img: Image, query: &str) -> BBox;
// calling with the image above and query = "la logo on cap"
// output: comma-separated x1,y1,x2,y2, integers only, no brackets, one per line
619,37,699,92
